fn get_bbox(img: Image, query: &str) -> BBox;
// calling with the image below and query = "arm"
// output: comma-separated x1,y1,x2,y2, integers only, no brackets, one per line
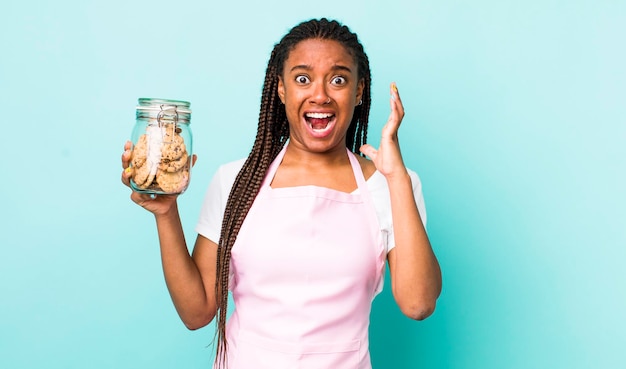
155,209,218,329
121,142,217,329
360,83,442,320
386,174,441,320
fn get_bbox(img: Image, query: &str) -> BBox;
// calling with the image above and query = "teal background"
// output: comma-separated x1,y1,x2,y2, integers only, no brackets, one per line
1,0,624,368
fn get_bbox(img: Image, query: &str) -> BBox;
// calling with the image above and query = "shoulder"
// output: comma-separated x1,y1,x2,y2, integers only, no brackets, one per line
356,154,422,191
365,165,427,242
196,157,247,242
218,157,247,176
203,157,246,201
355,154,377,181
366,168,423,199
213,158,246,185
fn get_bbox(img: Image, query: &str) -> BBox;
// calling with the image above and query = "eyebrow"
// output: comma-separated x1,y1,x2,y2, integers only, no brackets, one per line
289,64,353,74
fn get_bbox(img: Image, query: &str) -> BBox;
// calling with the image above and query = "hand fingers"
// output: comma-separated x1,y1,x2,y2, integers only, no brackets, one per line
383,83,405,137
121,141,133,186
391,82,405,119
121,166,132,187
122,141,132,168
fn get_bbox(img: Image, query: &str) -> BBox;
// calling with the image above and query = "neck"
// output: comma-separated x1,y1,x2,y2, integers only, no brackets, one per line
270,140,359,192
282,141,350,168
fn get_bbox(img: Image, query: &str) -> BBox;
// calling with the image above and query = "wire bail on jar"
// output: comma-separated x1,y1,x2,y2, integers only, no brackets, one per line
157,104,179,143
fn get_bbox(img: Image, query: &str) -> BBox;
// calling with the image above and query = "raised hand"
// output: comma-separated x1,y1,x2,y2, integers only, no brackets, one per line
359,82,408,179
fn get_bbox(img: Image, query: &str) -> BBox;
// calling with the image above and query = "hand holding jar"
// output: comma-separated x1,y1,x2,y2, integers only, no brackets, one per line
121,98,196,212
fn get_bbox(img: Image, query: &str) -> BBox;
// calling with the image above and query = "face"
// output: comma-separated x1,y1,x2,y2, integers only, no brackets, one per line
278,38,364,154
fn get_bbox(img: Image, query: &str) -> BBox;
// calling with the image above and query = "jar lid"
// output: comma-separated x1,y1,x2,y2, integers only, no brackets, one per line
136,98,191,114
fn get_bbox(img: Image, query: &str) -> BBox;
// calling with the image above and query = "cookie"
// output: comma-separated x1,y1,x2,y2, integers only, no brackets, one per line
132,163,156,189
161,129,186,161
131,134,148,168
159,151,189,173
156,168,189,193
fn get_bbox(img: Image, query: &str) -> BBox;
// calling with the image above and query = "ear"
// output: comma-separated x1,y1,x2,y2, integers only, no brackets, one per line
355,78,365,106
277,76,286,104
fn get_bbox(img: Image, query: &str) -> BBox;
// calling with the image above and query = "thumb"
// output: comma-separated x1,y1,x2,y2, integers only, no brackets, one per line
359,144,378,160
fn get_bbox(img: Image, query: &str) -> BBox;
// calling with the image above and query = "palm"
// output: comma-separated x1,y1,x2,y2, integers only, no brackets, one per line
130,192,179,215
360,83,407,178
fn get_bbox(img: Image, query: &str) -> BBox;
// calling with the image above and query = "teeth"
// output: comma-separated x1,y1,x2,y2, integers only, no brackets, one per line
305,112,333,118
312,126,331,132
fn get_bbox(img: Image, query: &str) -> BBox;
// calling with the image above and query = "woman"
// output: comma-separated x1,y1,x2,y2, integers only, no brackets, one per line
121,18,441,369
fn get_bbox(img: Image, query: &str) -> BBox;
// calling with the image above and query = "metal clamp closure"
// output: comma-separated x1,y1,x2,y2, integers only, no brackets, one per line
157,105,179,143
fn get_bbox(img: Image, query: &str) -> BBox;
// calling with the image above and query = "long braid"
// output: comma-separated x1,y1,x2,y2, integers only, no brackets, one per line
213,18,372,368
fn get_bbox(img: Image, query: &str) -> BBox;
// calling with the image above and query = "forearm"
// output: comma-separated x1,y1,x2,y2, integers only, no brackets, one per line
154,205,215,328
387,172,442,320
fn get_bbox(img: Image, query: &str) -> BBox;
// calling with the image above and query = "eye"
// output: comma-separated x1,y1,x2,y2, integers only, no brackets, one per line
331,76,347,86
295,75,310,84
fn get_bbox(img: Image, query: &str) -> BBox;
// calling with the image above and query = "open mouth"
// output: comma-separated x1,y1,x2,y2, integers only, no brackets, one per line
305,112,336,135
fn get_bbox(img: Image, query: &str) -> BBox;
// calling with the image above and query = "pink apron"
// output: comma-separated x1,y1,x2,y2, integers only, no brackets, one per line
221,145,385,369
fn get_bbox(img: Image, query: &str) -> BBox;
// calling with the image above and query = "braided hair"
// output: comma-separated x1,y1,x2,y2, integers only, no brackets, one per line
214,18,372,367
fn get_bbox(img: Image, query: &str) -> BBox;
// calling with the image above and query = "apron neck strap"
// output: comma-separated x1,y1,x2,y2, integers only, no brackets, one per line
260,143,369,193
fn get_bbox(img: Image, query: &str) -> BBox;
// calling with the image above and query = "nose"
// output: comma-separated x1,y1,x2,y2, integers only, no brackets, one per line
309,81,330,105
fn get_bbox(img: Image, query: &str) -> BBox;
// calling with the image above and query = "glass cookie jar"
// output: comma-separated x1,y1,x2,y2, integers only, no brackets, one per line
129,98,193,195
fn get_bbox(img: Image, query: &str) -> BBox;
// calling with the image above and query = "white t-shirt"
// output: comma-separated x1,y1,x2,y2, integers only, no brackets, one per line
195,158,427,254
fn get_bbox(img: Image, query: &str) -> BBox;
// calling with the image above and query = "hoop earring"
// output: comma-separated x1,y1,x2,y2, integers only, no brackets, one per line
358,99,363,106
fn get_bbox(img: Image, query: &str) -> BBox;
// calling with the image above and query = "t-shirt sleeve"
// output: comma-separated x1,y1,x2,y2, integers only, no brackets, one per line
195,159,245,243
410,169,427,228
385,169,427,253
